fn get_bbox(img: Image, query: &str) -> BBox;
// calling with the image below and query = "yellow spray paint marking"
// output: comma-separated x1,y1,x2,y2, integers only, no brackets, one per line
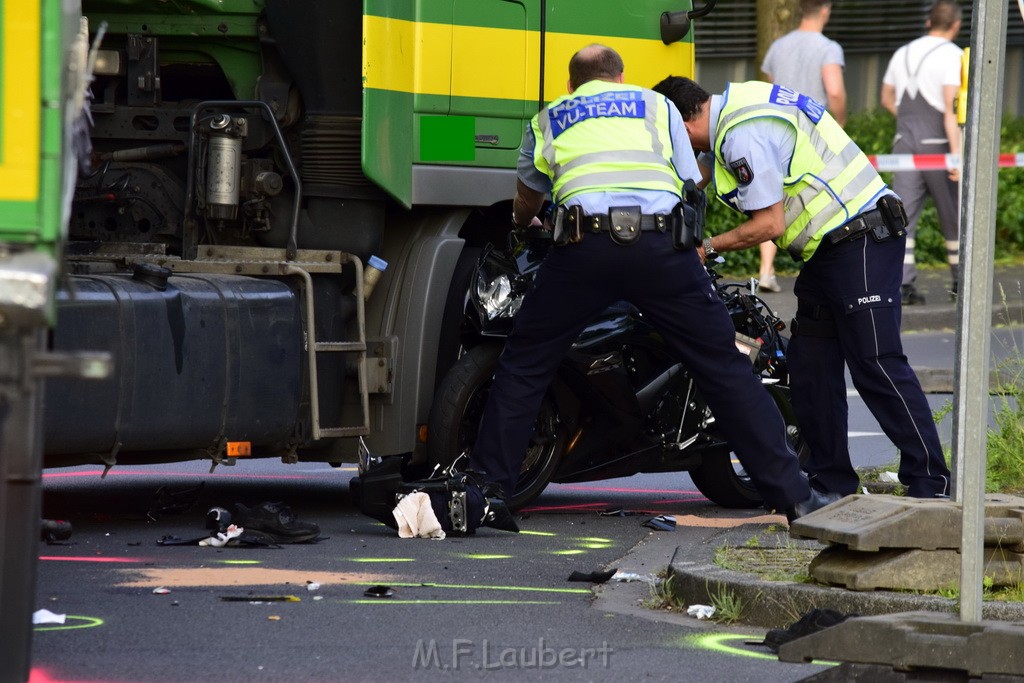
344,599,560,605
518,530,557,537
377,582,590,595
35,615,105,632
684,633,837,666
578,543,613,550
459,554,514,560
116,567,399,588
215,560,261,565
550,549,587,556
575,537,613,544
347,557,417,563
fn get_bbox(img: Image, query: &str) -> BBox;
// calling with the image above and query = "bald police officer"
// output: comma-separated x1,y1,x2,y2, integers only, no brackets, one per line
653,76,951,499
466,45,833,525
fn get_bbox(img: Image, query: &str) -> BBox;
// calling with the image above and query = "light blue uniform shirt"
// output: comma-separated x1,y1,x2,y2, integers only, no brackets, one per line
702,93,891,220
517,91,702,215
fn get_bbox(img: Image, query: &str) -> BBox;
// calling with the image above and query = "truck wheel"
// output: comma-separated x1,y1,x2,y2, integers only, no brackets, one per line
689,385,800,509
427,343,564,510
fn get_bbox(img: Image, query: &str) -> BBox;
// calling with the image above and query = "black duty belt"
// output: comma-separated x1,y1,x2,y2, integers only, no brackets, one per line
571,212,673,234
826,209,888,246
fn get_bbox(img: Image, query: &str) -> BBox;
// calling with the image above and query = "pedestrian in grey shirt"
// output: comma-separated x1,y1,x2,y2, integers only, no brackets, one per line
757,0,847,294
762,0,847,126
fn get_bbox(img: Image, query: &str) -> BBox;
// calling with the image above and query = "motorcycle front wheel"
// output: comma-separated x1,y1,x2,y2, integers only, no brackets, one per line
426,343,565,510
688,384,801,509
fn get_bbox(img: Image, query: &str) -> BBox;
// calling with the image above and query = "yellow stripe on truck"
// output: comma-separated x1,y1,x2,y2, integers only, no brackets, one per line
363,16,692,102
0,0,41,201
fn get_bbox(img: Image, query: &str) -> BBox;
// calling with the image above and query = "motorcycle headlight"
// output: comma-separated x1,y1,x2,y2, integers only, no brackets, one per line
475,271,523,320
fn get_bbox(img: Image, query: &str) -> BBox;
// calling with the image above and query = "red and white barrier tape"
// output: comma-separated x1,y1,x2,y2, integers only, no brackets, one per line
867,153,1024,171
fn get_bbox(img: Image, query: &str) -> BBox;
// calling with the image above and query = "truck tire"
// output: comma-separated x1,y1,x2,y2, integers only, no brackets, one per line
427,343,564,510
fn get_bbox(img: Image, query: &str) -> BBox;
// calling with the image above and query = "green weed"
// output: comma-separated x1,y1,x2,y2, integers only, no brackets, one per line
709,584,744,625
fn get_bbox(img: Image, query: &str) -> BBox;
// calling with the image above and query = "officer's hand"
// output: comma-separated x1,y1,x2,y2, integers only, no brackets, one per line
948,167,961,182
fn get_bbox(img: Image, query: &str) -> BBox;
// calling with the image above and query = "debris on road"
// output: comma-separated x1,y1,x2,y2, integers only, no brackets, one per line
567,568,617,583
33,609,67,625
686,604,715,620
642,515,676,531
363,585,394,598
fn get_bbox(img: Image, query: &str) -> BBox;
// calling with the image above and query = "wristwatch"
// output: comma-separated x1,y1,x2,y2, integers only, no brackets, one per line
702,236,718,259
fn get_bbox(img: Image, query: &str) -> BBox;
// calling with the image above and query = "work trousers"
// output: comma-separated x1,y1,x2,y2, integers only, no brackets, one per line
468,230,810,510
892,94,960,287
788,232,951,498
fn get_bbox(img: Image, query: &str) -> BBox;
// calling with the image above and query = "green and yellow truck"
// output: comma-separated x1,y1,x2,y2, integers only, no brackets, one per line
3,1,704,671
40,0,705,473
0,1,102,677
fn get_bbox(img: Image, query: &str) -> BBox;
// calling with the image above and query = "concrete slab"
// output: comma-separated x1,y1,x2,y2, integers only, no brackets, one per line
809,545,1024,591
789,493,1024,552
778,611,1024,678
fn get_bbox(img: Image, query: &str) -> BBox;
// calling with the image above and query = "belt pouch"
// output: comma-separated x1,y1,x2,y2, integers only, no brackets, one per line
567,205,584,244
552,206,569,246
877,195,908,238
608,205,642,245
673,203,695,251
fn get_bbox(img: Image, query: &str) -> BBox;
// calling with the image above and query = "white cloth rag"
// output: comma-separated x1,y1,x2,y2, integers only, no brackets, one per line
392,491,446,539
199,524,244,547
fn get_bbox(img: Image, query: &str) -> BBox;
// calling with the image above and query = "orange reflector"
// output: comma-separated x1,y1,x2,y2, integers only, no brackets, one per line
417,424,428,444
227,442,252,457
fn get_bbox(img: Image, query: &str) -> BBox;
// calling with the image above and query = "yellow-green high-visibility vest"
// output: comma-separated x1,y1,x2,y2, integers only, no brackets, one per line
713,81,887,262
532,80,683,205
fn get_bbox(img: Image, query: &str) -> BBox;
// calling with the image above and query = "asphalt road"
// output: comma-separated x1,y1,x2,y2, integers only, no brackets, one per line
33,464,828,683
27,328,1022,682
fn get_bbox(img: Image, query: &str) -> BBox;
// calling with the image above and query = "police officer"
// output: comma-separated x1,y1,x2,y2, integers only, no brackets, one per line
467,45,832,524
653,76,951,499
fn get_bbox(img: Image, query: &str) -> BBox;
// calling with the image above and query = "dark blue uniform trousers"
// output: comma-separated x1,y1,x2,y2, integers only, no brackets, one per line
788,231,951,498
468,230,810,511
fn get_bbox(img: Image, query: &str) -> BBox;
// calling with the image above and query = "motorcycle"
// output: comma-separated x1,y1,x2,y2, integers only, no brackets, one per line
425,228,803,510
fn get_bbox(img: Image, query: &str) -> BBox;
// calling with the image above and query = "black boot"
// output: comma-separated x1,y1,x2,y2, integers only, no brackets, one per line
786,489,842,524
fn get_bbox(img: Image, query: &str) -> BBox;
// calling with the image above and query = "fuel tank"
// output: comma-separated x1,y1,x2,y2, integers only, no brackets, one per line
44,269,303,462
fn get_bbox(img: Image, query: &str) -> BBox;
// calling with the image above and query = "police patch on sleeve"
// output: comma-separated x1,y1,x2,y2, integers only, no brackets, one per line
729,158,753,185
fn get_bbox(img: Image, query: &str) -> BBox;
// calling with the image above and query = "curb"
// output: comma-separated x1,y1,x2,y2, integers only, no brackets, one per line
914,366,1023,394
667,556,1024,630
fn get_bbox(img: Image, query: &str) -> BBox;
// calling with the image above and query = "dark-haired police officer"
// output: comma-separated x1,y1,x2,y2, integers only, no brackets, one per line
464,44,833,527
653,76,951,499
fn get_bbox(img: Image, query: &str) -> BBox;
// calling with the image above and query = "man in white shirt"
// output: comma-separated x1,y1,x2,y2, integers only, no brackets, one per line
881,0,963,305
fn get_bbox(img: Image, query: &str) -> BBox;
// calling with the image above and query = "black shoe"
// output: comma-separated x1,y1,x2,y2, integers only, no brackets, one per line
901,284,926,306
232,502,321,543
786,489,842,524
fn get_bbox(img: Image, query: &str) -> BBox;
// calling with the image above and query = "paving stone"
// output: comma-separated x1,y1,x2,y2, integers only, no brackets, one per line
808,544,1024,591
789,493,1024,552
778,611,1024,678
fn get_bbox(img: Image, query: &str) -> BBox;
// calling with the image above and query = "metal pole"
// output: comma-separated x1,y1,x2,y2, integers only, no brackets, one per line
952,0,1007,623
